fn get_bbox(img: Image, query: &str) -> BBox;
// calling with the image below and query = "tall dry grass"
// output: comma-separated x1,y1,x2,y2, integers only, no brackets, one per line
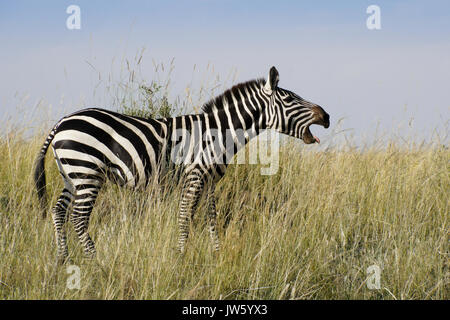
0,54,448,299
0,128,448,299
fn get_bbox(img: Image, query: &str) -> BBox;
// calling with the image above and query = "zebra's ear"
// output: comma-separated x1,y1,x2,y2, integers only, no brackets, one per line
264,66,279,94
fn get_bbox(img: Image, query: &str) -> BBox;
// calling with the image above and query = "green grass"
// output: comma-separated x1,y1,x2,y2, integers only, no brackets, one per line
0,129,448,299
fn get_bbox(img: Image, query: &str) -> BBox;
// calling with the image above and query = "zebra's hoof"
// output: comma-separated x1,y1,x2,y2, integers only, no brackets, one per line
56,255,71,266
83,252,97,261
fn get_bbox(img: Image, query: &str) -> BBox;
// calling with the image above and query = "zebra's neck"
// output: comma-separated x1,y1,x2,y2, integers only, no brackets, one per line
163,80,270,167
200,78,269,142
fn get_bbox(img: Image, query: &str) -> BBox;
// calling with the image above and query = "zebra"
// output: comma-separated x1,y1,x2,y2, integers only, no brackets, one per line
34,66,330,263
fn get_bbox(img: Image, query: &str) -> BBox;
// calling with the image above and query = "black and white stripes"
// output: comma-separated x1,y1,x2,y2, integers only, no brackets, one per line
34,66,330,262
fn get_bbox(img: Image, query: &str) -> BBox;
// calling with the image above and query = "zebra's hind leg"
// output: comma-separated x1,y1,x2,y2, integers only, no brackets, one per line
178,172,204,253
70,184,101,258
206,187,220,252
52,188,74,264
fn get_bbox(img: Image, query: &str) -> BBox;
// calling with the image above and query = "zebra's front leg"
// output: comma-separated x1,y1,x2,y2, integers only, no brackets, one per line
206,188,220,252
177,174,204,253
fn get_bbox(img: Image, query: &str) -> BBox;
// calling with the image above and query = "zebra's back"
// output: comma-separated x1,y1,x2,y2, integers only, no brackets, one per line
52,108,169,189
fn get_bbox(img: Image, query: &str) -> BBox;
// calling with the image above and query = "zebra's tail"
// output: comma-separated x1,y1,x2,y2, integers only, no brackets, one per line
34,126,58,219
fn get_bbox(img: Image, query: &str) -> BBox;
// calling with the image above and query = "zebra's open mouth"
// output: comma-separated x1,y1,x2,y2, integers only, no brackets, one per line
303,125,320,144
302,106,330,144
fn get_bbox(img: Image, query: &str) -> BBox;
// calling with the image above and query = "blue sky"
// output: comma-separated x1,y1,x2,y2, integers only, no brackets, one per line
0,1,449,145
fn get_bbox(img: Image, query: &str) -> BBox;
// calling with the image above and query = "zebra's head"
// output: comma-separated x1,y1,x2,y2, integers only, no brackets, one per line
263,66,330,144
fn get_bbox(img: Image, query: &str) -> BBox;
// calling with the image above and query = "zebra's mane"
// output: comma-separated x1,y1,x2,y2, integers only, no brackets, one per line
201,78,265,114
